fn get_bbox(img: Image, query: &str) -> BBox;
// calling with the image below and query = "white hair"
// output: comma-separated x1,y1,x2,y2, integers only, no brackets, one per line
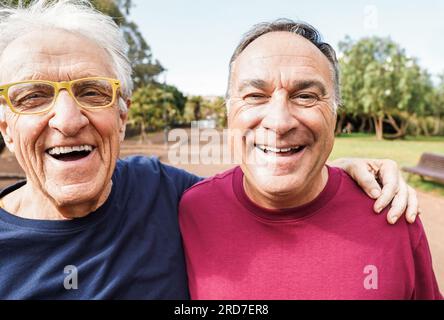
0,0,132,113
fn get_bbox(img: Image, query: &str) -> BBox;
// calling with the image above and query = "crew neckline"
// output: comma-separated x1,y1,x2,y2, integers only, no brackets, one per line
233,165,342,222
0,173,119,233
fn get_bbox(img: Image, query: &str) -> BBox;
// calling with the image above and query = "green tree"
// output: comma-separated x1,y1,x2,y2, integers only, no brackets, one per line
339,36,433,139
201,97,227,128
429,74,444,136
163,84,187,116
182,96,227,128
90,0,165,88
183,96,203,122
129,84,182,141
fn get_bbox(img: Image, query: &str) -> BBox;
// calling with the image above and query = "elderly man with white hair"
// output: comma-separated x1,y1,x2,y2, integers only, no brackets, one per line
0,1,420,299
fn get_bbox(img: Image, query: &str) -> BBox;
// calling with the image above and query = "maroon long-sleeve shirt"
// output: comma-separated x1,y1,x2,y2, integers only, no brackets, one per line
179,166,442,300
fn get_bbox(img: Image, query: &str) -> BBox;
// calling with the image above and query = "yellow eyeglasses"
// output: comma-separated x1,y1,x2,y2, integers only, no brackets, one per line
0,77,121,115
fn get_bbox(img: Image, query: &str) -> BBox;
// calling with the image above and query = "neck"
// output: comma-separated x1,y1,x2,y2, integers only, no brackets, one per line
2,180,113,220
243,166,329,210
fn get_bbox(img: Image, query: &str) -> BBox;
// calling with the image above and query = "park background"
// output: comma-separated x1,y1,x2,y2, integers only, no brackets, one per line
0,0,443,292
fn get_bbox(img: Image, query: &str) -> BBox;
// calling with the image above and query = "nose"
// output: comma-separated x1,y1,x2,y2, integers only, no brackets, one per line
261,90,299,135
48,90,89,136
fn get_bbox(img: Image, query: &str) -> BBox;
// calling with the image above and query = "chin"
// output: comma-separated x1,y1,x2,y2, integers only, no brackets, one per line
45,179,104,207
251,171,307,195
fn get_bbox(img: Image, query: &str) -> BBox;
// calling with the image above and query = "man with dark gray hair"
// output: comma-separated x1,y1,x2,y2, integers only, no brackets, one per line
179,19,442,299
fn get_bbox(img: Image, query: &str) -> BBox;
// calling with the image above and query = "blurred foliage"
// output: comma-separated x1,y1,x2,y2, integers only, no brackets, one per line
86,0,165,88
339,36,443,140
183,96,227,127
129,88,227,141
129,83,187,140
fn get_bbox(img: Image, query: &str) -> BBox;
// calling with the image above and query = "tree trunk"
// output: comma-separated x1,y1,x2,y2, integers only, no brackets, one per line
421,118,430,136
433,115,442,136
359,116,367,133
194,102,201,121
372,115,384,140
139,121,147,143
384,114,407,139
398,117,409,138
414,117,421,136
335,111,346,135
369,117,374,133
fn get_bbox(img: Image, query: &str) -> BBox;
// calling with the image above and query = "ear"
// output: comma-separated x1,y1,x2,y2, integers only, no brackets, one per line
118,98,131,142
0,119,14,153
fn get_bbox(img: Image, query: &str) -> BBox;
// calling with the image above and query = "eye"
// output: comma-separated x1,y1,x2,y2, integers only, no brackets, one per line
14,91,52,110
78,88,102,97
291,93,319,107
28,92,48,99
23,91,48,99
17,91,51,103
243,93,269,105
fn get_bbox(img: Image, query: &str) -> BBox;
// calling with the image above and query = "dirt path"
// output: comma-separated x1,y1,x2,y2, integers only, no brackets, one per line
416,191,444,290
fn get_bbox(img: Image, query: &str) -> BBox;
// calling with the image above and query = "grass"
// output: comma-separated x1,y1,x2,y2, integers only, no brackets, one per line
329,134,444,197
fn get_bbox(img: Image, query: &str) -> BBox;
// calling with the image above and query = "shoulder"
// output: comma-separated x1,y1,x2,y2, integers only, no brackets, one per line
181,166,238,200
115,155,159,175
332,166,377,207
331,167,424,248
179,167,238,222
179,166,238,209
116,156,201,196
116,156,192,178
117,155,163,173
113,156,162,186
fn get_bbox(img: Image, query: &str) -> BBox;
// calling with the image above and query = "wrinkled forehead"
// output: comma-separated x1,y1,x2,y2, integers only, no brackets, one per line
232,32,334,85
0,29,115,83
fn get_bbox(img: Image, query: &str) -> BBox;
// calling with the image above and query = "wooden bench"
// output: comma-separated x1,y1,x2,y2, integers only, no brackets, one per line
402,152,444,185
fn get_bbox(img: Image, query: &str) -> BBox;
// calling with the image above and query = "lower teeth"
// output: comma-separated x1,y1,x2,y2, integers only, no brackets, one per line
50,151,91,161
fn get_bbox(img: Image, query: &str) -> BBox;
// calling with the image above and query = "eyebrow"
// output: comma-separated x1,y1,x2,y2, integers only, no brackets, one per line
238,79,271,93
12,72,104,83
291,80,327,96
238,79,327,96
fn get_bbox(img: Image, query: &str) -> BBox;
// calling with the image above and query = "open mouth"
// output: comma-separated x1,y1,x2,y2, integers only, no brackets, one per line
46,145,95,162
254,144,306,156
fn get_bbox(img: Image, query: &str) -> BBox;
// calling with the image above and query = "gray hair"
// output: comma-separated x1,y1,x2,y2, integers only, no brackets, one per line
0,0,132,113
226,18,341,109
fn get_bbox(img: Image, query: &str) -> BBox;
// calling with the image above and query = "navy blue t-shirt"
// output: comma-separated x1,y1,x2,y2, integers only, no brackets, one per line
0,156,201,299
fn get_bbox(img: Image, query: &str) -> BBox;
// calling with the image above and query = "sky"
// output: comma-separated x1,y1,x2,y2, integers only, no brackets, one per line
130,0,444,96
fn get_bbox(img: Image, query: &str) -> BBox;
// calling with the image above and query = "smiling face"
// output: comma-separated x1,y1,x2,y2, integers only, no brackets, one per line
228,31,337,209
0,29,127,215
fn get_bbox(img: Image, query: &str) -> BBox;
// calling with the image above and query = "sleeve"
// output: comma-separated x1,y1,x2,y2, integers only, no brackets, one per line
411,224,443,300
160,162,203,197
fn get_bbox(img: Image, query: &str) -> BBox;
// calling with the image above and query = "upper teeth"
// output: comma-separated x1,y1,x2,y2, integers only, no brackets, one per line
48,145,93,155
256,145,299,153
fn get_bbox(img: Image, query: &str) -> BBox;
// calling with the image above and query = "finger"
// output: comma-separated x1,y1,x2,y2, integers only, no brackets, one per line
405,186,418,224
373,160,400,212
386,177,408,224
349,162,382,199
